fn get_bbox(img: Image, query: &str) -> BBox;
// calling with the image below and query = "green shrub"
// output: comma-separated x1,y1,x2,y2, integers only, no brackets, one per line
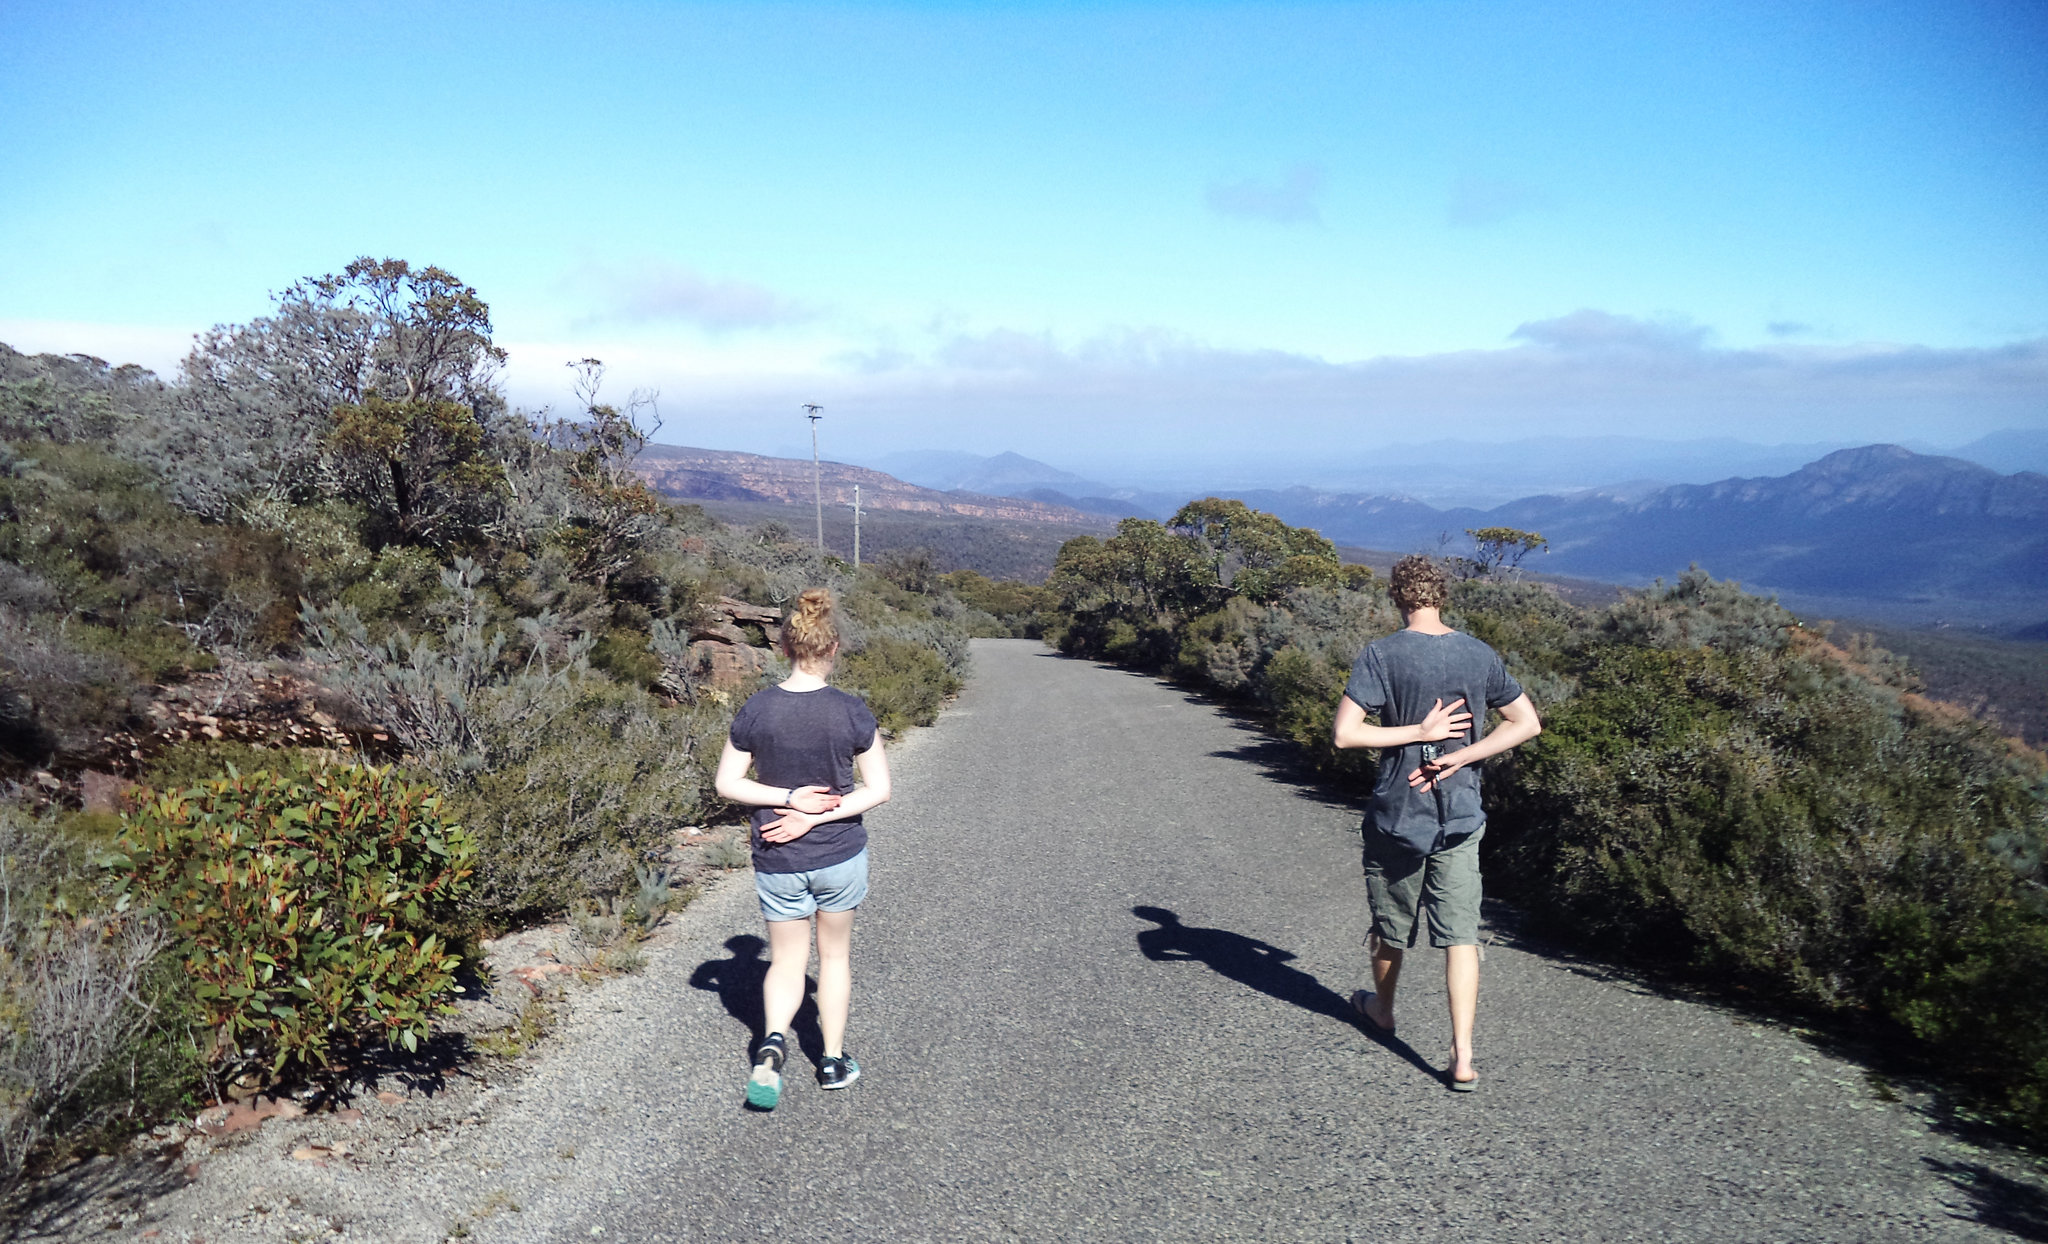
1259,644,1371,779
448,683,723,925
66,618,218,683
590,628,663,688
0,803,167,1183
940,570,1057,637
336,545,446,629
110,765,475,1078
142,739,314,794
1487,635,2048,1125
838,635,962,733
42,949,210,1167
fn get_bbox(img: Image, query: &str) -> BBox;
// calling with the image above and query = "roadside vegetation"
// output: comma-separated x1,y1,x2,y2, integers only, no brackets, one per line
0,261,976,1184
1046,504,2048,1138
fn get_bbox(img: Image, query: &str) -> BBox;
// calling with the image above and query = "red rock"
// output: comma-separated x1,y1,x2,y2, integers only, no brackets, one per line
193,1096,305,1137
691,639,774,688
375,1090,404,1105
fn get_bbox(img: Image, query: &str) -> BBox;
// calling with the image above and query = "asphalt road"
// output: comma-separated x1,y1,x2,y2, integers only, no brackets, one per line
472,638,2020,1243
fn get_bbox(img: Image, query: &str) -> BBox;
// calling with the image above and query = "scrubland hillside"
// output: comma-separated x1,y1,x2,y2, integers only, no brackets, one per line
0,261,1012,1186
1045,504,2048,1136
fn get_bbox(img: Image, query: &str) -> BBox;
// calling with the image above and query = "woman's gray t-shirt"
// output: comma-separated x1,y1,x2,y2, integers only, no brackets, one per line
1344,629,1523,856
727,684,879,874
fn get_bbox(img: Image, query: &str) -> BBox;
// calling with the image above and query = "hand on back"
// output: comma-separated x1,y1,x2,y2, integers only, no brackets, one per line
1414,697,1471,743
784,784,842,815
1409,753,1469,792
760,785,841,843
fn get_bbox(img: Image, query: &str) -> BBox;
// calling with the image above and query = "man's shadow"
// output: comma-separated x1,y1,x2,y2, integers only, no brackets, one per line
688,935,826,1069
1133,905,1437,1078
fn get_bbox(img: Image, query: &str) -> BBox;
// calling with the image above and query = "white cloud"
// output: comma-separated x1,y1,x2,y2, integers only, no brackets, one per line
1204,164,1325,225
523,311,2048,474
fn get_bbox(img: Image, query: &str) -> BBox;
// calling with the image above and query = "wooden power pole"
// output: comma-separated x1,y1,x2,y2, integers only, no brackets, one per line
803,404,824,551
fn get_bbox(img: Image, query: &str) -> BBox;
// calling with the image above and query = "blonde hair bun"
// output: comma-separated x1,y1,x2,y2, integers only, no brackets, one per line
782,588,840,661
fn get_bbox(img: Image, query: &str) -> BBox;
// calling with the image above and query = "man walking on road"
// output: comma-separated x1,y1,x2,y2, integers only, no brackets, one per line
1333,555,1542,1090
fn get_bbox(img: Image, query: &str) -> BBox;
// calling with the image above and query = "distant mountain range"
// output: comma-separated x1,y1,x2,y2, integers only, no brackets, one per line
1954,428,2048,476
1227,445,2048,625
873,429,2048,511
868,450,1183,520
631,445,1113,528
644,440,2048,627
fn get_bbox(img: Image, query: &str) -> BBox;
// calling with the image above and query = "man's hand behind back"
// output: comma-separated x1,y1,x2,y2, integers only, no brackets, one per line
1415,697,1471,742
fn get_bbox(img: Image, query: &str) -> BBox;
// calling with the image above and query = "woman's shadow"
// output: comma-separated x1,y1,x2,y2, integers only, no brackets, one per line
688,935,826,1070
1132,905,1437,1078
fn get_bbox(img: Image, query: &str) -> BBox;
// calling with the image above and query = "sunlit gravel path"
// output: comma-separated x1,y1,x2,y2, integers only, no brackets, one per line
473,638,2009,1242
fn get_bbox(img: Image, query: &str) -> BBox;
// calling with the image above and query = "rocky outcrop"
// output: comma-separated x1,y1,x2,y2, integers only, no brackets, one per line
657,596,786,696
21,662,378,811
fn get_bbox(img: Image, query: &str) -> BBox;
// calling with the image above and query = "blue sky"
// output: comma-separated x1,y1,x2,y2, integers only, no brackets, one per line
3,1,2045,481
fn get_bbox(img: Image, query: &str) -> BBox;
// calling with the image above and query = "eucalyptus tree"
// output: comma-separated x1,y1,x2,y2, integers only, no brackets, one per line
168,258,514,547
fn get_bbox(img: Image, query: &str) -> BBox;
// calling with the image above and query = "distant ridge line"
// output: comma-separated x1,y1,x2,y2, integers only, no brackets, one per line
632,444,1114,528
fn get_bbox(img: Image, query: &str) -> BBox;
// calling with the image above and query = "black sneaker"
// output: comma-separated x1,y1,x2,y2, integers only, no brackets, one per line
747,1033,787,1109
817,1053,861,1090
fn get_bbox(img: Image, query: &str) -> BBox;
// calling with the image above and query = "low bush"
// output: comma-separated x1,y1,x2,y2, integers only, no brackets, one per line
447,683,725,926
838,635,962,734
110,765,475,1081
0,805,166,1183
940,569,1058,637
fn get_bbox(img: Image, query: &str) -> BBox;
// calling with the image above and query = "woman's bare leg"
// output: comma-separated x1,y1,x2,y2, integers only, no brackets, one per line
814,908,855,1058
763,917,813,1039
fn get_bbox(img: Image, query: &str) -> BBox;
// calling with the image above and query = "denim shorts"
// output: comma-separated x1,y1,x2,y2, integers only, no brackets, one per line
755,848,870,921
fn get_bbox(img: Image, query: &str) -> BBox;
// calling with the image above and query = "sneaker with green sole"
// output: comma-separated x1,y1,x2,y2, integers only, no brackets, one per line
746,1033,787,1109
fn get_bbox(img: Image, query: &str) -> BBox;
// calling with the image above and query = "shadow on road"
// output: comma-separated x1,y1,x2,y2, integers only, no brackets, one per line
1926,1159,2048,1241
1206,737,1364,813
1132,905,1438,1080
688,935,825,1070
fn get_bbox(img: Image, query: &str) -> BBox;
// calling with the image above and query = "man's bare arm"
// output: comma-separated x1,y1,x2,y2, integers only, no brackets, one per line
1332,695,1473,751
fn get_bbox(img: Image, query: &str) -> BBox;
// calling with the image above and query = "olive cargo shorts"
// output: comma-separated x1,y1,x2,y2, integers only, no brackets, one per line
1362,828,1484,949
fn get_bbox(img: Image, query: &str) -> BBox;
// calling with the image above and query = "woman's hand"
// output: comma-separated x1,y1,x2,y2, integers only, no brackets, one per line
784,785,842,815
758,809,821,843
1414,697,1472,743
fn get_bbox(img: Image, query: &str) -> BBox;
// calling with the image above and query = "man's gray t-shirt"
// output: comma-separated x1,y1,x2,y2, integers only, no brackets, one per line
1344,629,1524,856
727,685,879,874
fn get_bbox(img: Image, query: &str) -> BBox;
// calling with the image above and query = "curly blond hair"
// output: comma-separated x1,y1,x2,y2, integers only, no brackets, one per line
1388,555,1449,612
780,588,840,662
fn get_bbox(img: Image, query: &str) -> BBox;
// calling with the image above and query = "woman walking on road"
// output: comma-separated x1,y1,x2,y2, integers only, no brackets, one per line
713,588,892,1110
